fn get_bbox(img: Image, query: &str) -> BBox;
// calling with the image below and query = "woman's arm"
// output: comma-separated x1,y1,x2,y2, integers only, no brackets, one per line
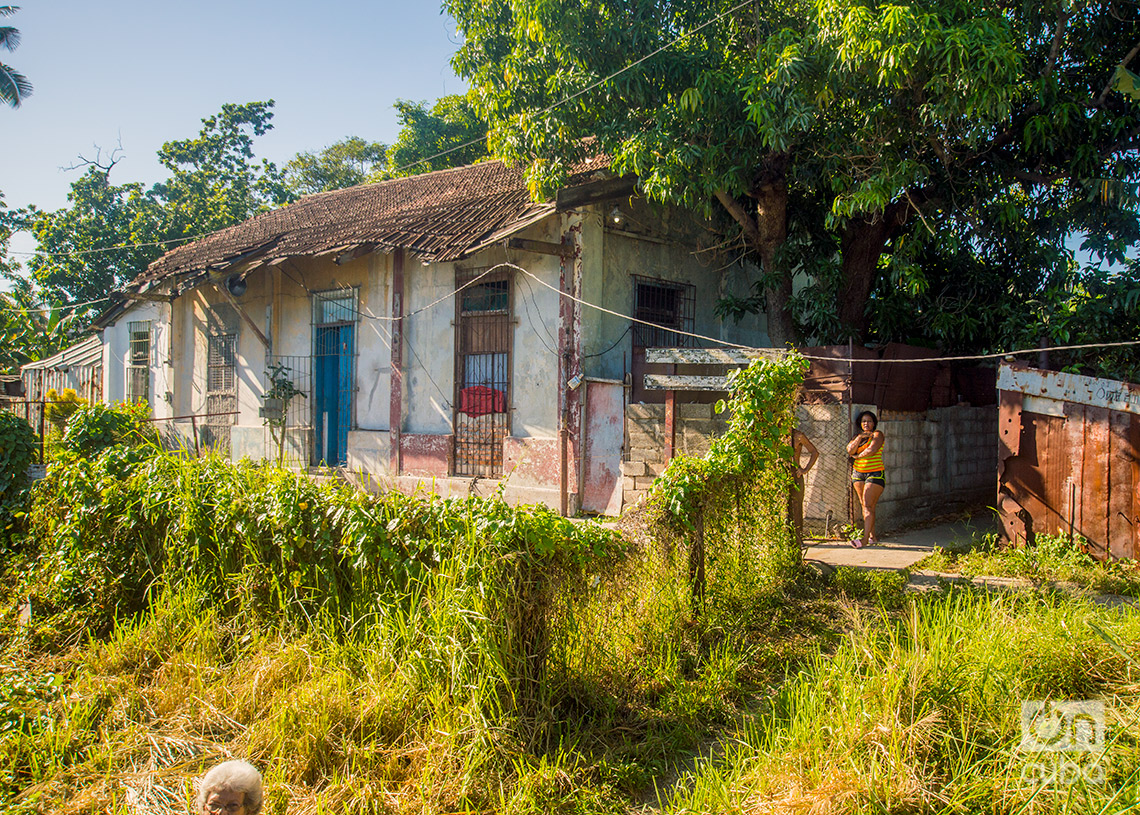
846,432,870,456
860,430,885,457
798,433,819,474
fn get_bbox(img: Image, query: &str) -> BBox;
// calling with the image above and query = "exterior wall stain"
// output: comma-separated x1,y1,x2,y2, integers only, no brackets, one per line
503,437,561,486
400,433,452,477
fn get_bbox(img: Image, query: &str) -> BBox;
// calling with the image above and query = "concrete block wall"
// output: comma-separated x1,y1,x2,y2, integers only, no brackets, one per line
621,403,729,508
622,400,997,530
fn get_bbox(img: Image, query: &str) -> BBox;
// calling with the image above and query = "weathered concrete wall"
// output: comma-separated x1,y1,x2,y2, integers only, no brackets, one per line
621,401,997,530
347,429,391,477
100,300,168,413
869,404,997,529
582,200,769,384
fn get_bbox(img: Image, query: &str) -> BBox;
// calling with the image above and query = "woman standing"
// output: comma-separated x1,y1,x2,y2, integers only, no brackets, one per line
846,410,885,549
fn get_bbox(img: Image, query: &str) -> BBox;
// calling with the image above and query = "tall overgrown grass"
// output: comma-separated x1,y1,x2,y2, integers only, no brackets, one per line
667,590,1140,815
2,435,809,813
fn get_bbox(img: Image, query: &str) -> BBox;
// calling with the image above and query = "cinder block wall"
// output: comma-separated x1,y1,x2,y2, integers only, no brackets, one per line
622,401,997,531
621,403,729,508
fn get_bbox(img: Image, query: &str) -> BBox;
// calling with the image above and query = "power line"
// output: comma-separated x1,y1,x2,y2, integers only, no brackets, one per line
7,233,211,258
0,295,110,316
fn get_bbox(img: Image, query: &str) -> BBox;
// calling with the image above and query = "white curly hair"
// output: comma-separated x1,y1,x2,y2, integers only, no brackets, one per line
196,759,263,814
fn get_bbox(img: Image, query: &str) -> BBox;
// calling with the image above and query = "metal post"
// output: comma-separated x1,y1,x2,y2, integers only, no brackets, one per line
38,400,45,464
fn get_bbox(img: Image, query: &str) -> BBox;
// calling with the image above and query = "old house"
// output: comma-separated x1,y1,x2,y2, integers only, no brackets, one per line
93,159,768,514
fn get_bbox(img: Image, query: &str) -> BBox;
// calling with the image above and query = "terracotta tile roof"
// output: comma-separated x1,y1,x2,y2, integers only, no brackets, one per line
131,156,611,292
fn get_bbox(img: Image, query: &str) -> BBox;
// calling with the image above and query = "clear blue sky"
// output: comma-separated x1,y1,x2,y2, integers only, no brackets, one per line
2,1,465,252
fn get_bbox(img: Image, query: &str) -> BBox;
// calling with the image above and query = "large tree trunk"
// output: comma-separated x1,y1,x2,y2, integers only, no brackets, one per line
837,198,917,342
714,156,796,346
754,180,796,346
837,216,893,341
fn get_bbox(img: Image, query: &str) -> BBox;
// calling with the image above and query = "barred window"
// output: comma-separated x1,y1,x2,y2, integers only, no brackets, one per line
631,276,695,348
126,321,151,405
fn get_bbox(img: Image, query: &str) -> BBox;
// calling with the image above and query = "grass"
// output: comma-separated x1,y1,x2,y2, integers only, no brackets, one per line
666,590,1140,815
2,448,1140,814
917,531,1140,598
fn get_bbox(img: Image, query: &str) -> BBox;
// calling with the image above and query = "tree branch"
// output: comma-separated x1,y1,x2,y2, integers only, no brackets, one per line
1042,4,1069,79
1097,39,1140,106
714,189,763,251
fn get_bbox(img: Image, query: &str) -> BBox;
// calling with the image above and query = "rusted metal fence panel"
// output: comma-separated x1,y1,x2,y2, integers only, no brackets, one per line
997,363,1140,561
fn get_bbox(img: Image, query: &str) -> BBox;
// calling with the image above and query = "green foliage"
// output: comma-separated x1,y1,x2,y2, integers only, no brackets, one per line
653,352,807,530
671,591,1140,813
27,162,160,306
0,5,31,108
385,95,490,176
43,388,84,437
20,448,625,644
262,363,306,465
150,101,295,237
284,136,388,196
58,402,155,460
0,411,35,538
927,531,1140,597
449,0,1140,347
26,102,292,314
0,280,84,376
831,565,907,610
645,353,808,612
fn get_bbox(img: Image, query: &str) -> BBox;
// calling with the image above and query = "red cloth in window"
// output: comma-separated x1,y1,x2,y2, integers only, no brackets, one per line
460,385,507,416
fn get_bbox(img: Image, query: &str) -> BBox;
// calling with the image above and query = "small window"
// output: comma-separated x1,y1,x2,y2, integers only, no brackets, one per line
126,321,151,405
461,279,510,314
632,276,695,347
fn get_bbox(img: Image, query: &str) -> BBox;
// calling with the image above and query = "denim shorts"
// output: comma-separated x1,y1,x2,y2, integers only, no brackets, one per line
851,469,885,488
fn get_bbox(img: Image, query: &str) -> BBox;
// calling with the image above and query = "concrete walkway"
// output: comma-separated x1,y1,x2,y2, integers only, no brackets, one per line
803,518,1138,606
802,517,991,574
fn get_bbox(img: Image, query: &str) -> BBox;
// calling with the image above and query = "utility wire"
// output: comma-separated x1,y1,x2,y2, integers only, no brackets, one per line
7,233,211,258
0,295,110,315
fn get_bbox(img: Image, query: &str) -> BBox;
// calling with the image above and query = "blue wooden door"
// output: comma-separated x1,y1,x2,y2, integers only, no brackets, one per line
314,324,353,465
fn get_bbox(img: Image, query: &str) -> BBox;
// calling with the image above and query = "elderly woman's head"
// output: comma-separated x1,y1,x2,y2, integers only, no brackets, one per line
197,760,263,815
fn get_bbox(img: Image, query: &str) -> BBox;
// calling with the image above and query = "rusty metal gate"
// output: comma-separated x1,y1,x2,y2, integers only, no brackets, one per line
997,363,1140,561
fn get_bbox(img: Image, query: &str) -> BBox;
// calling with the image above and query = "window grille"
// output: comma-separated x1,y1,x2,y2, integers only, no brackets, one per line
263,354,313,470
631,276,696,348
454,269,511,478
203,332,237,455
126,321,151,405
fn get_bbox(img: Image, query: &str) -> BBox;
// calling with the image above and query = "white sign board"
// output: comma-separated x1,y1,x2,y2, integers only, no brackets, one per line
998,364,1140,416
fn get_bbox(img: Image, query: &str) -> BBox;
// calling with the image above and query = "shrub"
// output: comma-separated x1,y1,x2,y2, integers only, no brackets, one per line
0,411,37,540
44,387,85,437
59,402,156,459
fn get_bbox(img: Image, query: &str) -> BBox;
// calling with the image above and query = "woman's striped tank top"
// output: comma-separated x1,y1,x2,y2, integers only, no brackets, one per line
853,439,884,473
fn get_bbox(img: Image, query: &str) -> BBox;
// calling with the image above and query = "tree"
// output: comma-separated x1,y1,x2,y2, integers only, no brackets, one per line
149,101,295,237
0,276,80,374
26,102,291,310
284,137,388,195
0,5,30,108
448,0,1140,345
27,151,159,306
384,95,489,176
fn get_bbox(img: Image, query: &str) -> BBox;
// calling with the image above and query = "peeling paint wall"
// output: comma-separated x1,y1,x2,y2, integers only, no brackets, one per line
581,200,769,384
402,260,457,436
